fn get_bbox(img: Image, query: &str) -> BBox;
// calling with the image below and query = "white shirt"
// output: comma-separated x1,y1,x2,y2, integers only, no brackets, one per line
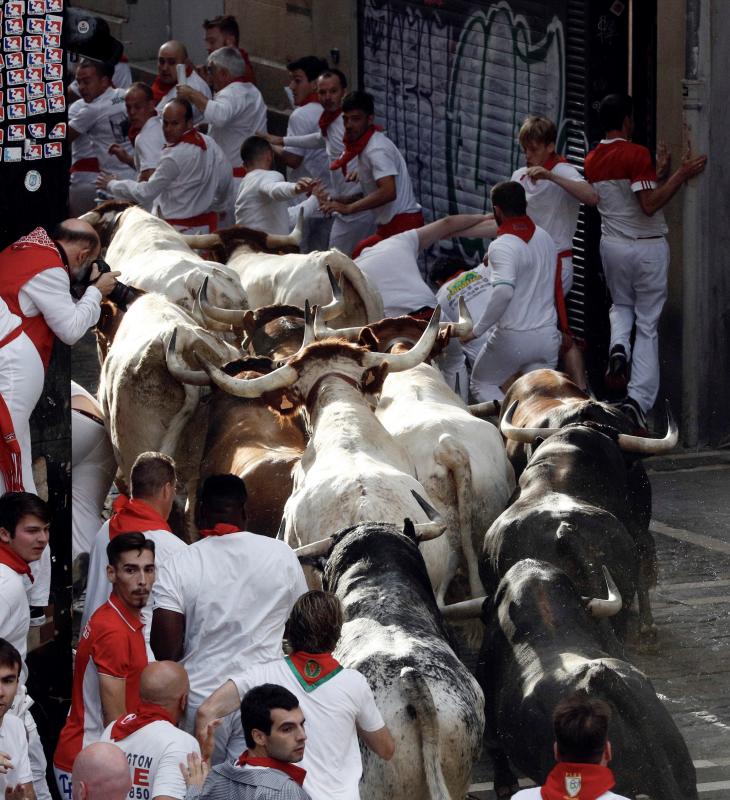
0,714,32,794
478,225,557,334
0,565,30,675
0,296,20,340
101,719,200,800
285,102,331,184
513,788,629,800
356,230,436,316
512,162,583,251
232,659,384,800
358,132,421,225
204,81,268,171
18,269,102,346
234,169,299,233
108,133,232,222
69,86,136,179
82,521,187,651
156,70,212,124
135,115,166,174
152,532,307,720
68,98,98,182
436,266,492,364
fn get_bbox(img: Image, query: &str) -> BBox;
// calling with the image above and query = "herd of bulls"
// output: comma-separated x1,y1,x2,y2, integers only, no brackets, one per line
79,201,696,800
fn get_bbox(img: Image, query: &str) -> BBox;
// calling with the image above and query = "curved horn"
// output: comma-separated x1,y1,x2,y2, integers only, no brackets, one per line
197,276,246,327
295,536,334,558
78,211,101,225
469,400,501,418
584,565,622,618
440,596,488,621
193,278,234,332
438,296,473,337
499,400,561,443
301,300,315,348
276,518,286,541
363,308,442,373
411,490,447,541
165,328,211,386
314,308,363,341
319,266,346,322
205,358,298,398
264,207,304,250
616,402,679,455
181,233,222,250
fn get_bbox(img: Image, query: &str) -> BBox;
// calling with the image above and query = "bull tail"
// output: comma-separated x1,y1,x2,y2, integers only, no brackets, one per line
334,260,385,323
399,667,454,800
434,434,484,598
159,383,201,459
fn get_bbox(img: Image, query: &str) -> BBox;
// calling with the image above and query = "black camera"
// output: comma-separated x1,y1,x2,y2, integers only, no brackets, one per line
72,257,138,312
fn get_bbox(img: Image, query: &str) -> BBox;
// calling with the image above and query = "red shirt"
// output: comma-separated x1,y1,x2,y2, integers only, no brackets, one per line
53,593,148,771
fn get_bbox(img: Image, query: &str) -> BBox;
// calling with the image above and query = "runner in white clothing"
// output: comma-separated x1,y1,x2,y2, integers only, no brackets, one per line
101,661,200,800
151,475,307,735
68,98,101,217
152,41,211,124
235,137,317,233
99,99,232,234
0,641,33,799
463,181,560,402
195,591,393,800
108,83,165,184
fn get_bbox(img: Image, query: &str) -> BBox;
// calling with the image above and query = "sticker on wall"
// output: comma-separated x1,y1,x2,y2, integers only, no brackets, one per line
7,69,24,84
44,62,61,79
24,141,42,159
27,81,44,99
49,121,65,138
8,103,27,119
8,124,26,140
28,0,45,12
42,31,58,47
5,51,24,68
28,97,46,115
24,170,42,191
45,46,62,62
28,122,45,138
7,85,25,103
24,33,42,50
47,0,62,11
45,14,61,34
25,16,42,32
25,66,42,82
3,34,22,50
43,141,61,157
4,147,22,162
5,16,23,33
0,131,3,146
45,80,63,97
48,94,64,112
27,51,44,65
4,2,24,19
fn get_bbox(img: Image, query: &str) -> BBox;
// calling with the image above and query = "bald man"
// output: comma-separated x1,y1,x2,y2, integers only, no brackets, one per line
72,742,131,800
152,40,211,124
101,661,200,800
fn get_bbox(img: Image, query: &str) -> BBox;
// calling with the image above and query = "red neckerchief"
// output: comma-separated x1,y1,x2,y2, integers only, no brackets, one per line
541,763,615,800
110,702,176,741
318,109,342,138
198,523,240,538
14,227,60,255
297,92,320,107
236,751,306,787
330,125,383,175
231,76,252,86
497,215,536,243
0,395,23,492
129,113,157,144
543,153,568,171
285,651,343,692
108,495,172,539
151,64,194,102
167,129,207,150
0,544,33,582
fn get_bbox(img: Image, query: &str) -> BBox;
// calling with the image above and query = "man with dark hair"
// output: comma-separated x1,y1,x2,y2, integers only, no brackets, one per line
151,475,307,755
512,692,628,800
151,41,211,124
262,69,376,255
108,82,166,191
0,639,33,799
321,91,423,257
462,180,560,402
584,93,707,431
99,99,232,234
195,591,394,799
184,684,310,800
235,136,317,232
83,451,186,653
54,533,154,795
202,15,255,83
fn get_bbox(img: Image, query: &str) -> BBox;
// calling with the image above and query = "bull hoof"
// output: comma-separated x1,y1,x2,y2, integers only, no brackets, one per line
638,623,659,653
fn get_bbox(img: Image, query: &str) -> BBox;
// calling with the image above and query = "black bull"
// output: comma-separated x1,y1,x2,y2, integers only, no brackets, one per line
481,422,653,639
477,559,698,800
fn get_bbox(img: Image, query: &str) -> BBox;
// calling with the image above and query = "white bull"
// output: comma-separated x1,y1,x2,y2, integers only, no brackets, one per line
202,308,453,597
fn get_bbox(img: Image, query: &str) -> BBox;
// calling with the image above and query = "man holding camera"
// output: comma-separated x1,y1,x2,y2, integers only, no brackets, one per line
0,219,119,495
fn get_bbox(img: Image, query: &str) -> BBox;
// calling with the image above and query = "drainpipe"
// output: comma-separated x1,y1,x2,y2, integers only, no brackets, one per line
681,0,709,447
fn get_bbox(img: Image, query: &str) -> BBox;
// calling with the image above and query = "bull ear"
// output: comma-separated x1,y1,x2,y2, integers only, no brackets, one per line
402,518,417,542
361,362,388,393
263,388,299,415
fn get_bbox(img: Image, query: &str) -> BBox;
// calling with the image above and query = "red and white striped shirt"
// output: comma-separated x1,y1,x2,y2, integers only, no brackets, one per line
53,593,148,771
583,138,667,240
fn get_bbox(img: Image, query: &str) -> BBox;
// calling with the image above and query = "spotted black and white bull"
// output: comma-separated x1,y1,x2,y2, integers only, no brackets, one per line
477,559,698,800
303,521,485,800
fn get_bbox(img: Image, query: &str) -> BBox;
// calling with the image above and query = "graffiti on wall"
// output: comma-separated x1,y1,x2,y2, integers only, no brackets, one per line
361,0,566,257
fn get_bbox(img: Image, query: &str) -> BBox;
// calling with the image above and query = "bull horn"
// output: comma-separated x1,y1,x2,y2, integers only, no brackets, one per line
411,490,447,541
165,328,211,386
276,518,286,541
301,300,315,348
205,357,298,398
264,208,304,250
438,296,472,337
319,266,346,322
78,211,101,225
197,276,246,327
314,310,363,341
584,565,622,618
616,402,678,455
500,400,561,443
469,400,501,418
363,308,442,373
181,232,222,250
294,536,334,558
440,596,488,621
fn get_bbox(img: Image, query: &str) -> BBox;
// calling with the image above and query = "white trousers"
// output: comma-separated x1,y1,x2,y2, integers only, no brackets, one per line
329,210,376,257
68,175,97,218
470,325,561,402
53,766,72,799
600,236,669,412
10,686,52,800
